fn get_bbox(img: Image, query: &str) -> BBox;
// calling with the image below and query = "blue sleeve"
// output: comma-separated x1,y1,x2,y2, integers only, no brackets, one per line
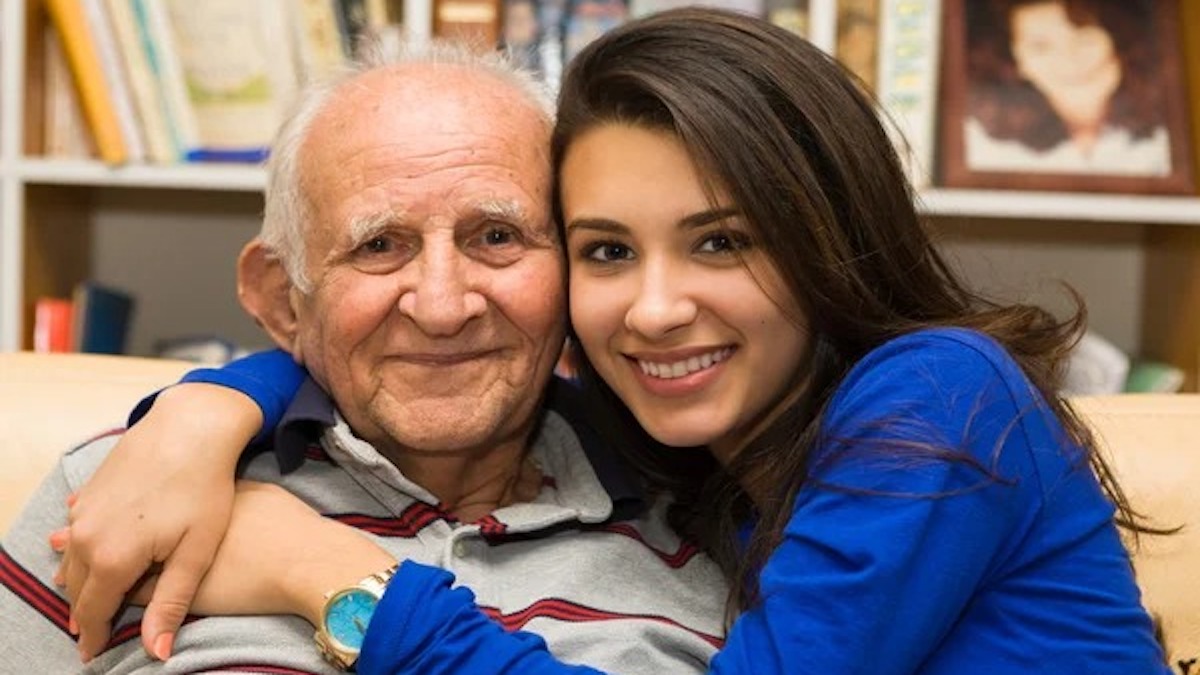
127,349,306,444
710,330,1053,674
358,561,602,675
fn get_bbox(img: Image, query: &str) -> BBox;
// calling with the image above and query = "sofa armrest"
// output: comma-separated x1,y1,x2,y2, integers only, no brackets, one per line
0,352,193,535
1073,394,1200,671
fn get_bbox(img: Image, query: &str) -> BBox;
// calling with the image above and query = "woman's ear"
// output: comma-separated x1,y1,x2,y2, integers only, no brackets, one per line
237,240,302,357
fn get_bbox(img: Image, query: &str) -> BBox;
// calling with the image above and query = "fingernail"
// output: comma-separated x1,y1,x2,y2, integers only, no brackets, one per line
49,530,68,551
53,571,64,587
154,633,174,661
66,494,78,508
68,617,78,635
78,646,91,663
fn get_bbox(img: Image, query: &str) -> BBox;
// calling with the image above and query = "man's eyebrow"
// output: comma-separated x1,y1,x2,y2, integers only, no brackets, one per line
565,207,740,235
476,199,527,222
347,210,405,246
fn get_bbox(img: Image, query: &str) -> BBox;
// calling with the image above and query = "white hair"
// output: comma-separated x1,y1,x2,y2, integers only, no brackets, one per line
259,40,555,293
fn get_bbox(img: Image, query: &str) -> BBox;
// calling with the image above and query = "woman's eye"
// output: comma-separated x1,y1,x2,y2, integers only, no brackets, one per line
696,231,751,254
584,242,634,262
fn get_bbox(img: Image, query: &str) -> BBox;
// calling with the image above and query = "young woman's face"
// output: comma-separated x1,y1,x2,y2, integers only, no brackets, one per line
560,124,808,462
1010,2,1118,97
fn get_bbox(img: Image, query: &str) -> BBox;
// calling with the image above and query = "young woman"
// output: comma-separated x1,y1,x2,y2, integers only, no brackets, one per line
57,8,1167,673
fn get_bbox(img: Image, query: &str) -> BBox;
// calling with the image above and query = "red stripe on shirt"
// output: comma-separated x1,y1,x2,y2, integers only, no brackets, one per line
586,523,703,568
330,501,445,537
481,597,725,649
0,546,71,632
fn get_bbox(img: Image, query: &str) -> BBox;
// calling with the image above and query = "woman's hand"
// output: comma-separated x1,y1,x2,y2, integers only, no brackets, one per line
129,481,397,629
53,383,261,662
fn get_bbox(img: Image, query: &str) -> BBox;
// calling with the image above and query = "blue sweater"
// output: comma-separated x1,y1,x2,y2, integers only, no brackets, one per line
166,329,1168,674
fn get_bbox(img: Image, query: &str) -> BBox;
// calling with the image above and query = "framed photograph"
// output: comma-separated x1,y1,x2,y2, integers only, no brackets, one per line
938,0,1195,194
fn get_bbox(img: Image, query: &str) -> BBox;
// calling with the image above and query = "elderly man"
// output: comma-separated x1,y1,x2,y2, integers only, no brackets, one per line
0,44,725,673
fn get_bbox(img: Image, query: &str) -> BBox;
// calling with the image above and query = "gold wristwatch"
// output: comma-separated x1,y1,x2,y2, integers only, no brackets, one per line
314,564,399,670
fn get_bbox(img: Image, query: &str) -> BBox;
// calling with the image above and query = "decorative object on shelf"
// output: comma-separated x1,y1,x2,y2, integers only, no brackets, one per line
938,0,1196,195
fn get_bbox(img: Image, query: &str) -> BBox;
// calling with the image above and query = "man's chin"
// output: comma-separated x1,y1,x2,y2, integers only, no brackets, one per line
368,396,531,454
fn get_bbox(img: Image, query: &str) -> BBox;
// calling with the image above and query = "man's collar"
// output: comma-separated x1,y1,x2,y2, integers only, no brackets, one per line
269,376,645,516
272,378,336,473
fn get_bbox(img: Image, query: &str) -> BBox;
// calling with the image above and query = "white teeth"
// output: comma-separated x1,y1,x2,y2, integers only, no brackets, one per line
636,348,732,380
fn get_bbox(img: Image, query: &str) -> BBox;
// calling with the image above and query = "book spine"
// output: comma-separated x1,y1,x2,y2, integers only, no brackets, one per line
33,298,74,353
79,0,148,162
132,0,202,158
105,0,178,163
875,0,941,188
291,0,349,83
44,0,129,165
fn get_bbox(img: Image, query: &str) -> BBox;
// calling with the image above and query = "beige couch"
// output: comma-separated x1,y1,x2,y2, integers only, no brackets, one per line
1,351,1197,670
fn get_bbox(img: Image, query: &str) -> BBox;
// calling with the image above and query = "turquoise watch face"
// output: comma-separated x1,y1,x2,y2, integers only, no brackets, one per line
324,588,380,651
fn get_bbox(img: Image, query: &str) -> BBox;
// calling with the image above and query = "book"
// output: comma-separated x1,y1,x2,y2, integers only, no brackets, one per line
33,298,74,353
42,24,97,158
136,0,294,163
764,0,809,38
434,0,502,49
291,0,350,83
104,0,177,163
131,0,201,160
836,0,880,92
875,0,941,188
44,0,129,164
79,0,149,163
71,282,135,354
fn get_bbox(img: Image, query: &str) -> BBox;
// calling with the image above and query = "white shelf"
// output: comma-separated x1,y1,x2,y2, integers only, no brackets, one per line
918,189,1200,226
16,158,266,192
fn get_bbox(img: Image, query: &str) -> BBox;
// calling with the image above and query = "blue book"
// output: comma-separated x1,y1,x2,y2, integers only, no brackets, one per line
71,282,135,354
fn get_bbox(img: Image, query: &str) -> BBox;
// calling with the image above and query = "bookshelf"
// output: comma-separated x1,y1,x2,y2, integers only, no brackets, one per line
0,0,1198,389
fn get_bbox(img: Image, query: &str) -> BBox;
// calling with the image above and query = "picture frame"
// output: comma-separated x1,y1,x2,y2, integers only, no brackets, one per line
938,0,1195,194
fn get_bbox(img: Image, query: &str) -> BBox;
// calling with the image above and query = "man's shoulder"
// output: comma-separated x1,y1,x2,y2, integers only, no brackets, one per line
57,429,125,493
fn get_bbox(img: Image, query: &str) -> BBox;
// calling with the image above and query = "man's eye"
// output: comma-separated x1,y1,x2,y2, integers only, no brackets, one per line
359,236,392,254
349,235,412,274
696,231,751,254
484,227,516,246
583,242,634,262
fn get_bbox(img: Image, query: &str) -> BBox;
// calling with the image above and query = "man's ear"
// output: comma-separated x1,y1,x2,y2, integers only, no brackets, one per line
238,240,302,357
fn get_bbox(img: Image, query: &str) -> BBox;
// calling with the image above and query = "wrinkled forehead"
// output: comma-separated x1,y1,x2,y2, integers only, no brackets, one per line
298,65,554,223
304,65,551,176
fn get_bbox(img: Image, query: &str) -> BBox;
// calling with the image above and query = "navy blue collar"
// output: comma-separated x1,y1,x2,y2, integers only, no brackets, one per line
269,376,644,518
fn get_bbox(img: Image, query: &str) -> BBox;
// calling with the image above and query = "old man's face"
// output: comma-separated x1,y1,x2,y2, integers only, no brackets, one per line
290,66,565,459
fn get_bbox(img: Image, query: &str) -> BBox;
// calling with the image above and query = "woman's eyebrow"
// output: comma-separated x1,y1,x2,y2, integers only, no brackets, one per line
679,207,740,229
565,218,629,235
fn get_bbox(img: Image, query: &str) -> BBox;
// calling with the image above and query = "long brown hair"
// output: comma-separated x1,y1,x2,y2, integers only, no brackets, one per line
551,7,1144,622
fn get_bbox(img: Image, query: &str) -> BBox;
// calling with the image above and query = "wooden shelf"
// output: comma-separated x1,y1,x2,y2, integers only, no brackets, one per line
16,158,266,192
919,189,1200,226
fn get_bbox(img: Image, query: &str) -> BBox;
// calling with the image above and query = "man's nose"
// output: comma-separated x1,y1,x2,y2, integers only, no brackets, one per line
623,260,697,340
397,246,487,336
